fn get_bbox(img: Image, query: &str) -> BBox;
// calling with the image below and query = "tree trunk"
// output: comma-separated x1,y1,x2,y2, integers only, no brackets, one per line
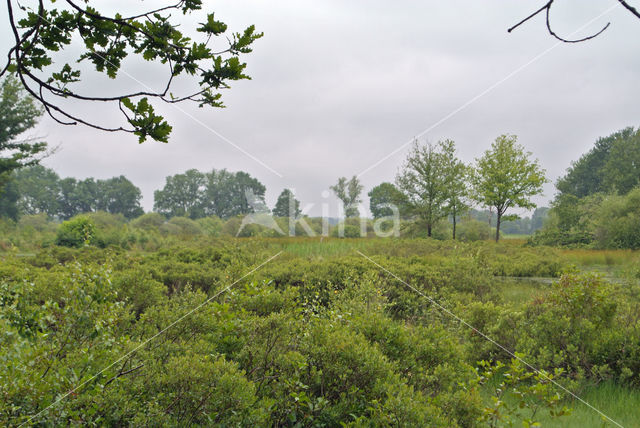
452,216,456,240
495,212,501,242
427,223,432,237
452,207,457,240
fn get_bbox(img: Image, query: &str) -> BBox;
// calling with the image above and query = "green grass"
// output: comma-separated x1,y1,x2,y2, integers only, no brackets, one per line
491,277,552,306
480,377,640,427
275,237,378,258
538,381,640,428
560,249,639,267
502,233,530,240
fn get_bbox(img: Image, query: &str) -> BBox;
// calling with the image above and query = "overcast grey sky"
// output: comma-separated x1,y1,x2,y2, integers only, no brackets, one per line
3,0,640,216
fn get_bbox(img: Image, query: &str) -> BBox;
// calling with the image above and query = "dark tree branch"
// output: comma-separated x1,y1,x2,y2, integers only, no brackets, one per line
545,2,611,43
509,0,617,43
103,363,144,388
508,1,552,34
618,0,640,19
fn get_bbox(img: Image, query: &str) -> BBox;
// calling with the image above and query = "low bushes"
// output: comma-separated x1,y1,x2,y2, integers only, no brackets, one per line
1,239,637,425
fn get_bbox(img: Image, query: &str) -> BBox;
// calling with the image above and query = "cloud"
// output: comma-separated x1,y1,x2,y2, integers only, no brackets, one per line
2,0,639,215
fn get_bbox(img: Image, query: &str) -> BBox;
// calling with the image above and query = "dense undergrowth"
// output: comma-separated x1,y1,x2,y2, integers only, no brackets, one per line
1,231,639,425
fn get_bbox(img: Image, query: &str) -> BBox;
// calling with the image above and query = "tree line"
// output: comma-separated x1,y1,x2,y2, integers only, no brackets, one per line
1,136,549,243
0,166,143,220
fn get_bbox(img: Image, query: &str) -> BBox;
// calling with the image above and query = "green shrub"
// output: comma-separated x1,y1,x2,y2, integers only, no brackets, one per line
457,219,492,242
130,212,165,230
196,215,224,236
55,216,96,247
330,223,362,238
165,216,202,235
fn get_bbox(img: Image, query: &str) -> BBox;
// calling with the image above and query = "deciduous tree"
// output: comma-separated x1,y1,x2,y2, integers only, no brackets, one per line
273,189,301,218
96,176,144,219
331,176,363,218
0,76,47,192
396,140,451,237
368,182,407,219
154,168,267,219
154,169,206,219
13,165,60,216
203,169,266,218
440,140,469,240
471,135,547,242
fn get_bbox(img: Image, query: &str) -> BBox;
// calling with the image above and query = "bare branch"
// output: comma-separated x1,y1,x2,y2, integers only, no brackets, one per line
545,2,610,43
509,0,613,43
618,0,640,19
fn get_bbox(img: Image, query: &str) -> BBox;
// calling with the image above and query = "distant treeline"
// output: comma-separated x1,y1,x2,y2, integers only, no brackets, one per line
468,208,548,235
0,164,547,237
0,167,143,220
0,166,270,222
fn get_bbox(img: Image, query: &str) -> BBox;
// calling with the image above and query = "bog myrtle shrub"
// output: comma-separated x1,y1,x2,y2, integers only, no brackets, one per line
55,216,96,247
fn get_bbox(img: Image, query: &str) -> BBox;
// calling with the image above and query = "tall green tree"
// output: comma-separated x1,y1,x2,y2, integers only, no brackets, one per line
9,166,145,219
3,1,261,143
13,165,60,216
368,182,407,219
273,189,301,218
58,177,81,220
395,140,451,237
0,76,47,192
530,207,550,232
0,178,19,220
471,135,547,242
96,176,144,219
154,169,206,219
331,176,363,218
203,169,267,218
440,140,469,240
601,129,640,194
154,168,266,219
556,127,638,198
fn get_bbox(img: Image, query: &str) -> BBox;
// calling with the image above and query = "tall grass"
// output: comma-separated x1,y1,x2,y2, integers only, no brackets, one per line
538,381,640,428
560,249,639,267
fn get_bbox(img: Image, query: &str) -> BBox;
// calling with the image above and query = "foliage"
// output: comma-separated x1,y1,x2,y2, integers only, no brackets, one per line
557,126,640,198
55,215,96,247
471,135,547,242
273,188,301,218
0,235,639,425
154,168,266,219
3,165,145,220
153,168,206,219
457,219,493,242
130,212,165,231
0,76,47,193
396,141,453,237
331,176,363,218
440,139,470,239
531,187,640,249
2,1,262,142
165,216,203,235
475,357,571,427
0,178,20,220
368,182,407,219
